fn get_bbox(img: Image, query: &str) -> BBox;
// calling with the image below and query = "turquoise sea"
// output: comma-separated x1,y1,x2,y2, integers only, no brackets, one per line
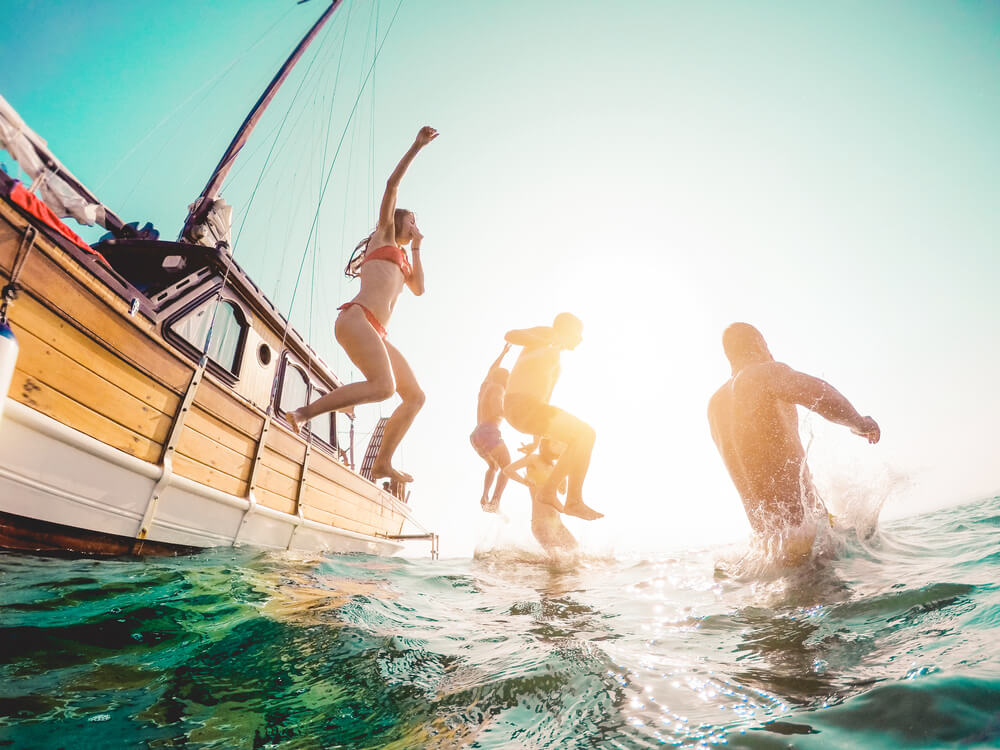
1,495,999,749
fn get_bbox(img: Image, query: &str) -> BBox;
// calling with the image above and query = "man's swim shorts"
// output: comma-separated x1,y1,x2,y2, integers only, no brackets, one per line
503,393,559,437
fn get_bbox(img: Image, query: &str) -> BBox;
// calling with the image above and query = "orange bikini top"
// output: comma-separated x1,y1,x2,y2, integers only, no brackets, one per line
362,245,412,278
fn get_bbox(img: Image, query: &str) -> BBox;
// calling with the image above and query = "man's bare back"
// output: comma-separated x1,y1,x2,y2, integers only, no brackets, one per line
708,324,879,548
709,362,820,532
506,339,560,404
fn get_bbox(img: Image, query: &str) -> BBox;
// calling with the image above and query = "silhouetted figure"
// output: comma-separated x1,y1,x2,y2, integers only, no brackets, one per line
708,323,880,560
503,313,602,521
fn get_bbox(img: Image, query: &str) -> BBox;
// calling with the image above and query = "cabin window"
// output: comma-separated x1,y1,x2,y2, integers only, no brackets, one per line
310,392,336,449
279,362,310,417
171,298,247,375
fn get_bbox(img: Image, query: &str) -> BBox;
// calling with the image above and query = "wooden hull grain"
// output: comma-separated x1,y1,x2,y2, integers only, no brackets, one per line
0,196,416,557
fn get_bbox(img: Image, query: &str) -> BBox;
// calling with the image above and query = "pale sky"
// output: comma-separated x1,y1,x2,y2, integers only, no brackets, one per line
2,0,998,557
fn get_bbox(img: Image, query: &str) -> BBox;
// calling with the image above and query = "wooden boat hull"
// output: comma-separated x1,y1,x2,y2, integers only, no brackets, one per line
0,400,401,555
0,188,419,558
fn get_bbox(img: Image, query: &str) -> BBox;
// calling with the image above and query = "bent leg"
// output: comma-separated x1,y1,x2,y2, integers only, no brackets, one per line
371,340,425,483
541,408,601,520
287,307,395,433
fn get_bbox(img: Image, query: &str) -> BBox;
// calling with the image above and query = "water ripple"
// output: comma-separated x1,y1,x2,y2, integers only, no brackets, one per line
0,497,999,747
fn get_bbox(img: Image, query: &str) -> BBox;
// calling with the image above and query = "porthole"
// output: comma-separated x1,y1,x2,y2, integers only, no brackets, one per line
257,343,272,367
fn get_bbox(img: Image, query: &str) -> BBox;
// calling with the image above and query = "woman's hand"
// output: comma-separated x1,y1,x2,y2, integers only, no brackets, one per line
409,223,424,252
415,126,438,148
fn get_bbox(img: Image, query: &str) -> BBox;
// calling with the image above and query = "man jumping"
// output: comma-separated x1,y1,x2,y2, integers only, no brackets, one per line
708,322,880,559
503,313,602,521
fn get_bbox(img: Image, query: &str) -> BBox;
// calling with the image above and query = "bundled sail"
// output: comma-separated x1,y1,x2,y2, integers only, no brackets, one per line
0,93,111,228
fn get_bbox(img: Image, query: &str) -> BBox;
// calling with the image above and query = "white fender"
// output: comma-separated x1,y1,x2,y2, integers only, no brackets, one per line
0,322,18,423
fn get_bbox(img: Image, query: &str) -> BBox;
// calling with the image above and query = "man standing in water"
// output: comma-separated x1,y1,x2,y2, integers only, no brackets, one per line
503,313,603,521
708,323,880,558
470,343,513,512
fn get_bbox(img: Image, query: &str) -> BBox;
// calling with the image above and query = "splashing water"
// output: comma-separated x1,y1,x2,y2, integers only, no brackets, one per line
1,495,999,748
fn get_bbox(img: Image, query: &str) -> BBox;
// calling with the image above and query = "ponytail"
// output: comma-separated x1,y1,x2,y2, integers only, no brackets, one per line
344,233,373,278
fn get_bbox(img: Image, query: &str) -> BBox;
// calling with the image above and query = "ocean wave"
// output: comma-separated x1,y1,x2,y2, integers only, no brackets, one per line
1,496,1000,747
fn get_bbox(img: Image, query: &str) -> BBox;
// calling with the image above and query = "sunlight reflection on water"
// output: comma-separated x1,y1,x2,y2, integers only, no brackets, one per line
0,497,998,748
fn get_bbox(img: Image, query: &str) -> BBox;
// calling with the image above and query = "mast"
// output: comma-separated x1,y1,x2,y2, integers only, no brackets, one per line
180,0,343,242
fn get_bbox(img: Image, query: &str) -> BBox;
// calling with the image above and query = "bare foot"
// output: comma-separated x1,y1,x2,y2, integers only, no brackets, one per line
481,498,498,513
285,409,303,435
535,486,564,513
372,463,413,484
563,500,603,521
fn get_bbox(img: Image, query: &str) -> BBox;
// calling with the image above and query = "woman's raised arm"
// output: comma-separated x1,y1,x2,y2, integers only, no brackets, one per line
375,126,438,240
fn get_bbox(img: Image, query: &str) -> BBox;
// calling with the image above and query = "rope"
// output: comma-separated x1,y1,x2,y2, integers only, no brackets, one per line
199,6,340,363
299,0,360,451
0,226,37,325
274,0,406,360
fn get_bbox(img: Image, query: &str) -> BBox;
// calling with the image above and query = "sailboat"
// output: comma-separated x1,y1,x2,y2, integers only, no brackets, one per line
0,0,437,557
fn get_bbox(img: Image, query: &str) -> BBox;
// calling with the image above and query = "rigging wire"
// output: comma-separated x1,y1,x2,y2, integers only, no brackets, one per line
227,17,338,252
368,0,380,226
96,4,298,193
197,5,338,362
275,0,406,359
301,0,361,454
275,0,406,465
117,11,310,218
273,23,350,303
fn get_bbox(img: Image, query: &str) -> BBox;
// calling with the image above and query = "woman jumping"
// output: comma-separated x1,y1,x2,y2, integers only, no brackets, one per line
286,126,438,484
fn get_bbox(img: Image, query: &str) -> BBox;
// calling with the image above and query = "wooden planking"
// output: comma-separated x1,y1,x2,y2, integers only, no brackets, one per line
10,293,181,411
265,423,307,464
301,483,399,535
194,379,264,441
309,448,378,497
306,453,397,520
13,324,172,444
256,463,299,502
0,204,159,338
13,245,191,390
301,480,364,524
175,425,253,483
0,218,21,271
254,486,296,515
259,446,302,483
303,457,407,536
173,454,247,497
10,370,161,462
303,469,365,518
186,404,257,459
301,500,372,536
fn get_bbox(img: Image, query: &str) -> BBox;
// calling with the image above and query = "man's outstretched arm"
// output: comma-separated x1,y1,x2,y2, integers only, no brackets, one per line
768,363,880,443
504,327,556,348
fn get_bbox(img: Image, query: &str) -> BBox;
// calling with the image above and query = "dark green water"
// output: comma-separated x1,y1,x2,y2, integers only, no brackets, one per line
1,496,999,749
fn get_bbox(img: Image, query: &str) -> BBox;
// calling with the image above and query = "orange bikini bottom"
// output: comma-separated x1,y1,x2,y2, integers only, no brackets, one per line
337,302,387,340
